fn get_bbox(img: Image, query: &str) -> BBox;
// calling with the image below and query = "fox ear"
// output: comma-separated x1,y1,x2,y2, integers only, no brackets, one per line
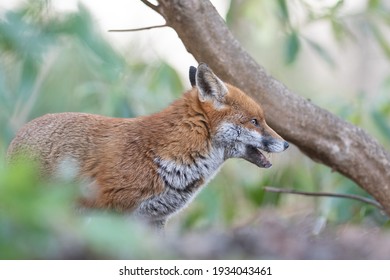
195,63,228,105
189,66,197,87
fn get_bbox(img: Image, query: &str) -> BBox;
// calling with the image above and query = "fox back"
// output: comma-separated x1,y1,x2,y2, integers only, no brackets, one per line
7,63,289,228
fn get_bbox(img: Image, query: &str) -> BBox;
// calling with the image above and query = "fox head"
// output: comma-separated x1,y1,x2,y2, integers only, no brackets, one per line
190,63,289,168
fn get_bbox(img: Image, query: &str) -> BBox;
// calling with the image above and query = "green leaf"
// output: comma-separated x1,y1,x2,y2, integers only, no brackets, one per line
368,0,380,10
330,0,344,13
284,31,300,64
304,37,335,67
276,0,289,22
331,19,346,42
371,110,390,140
369,23,390,60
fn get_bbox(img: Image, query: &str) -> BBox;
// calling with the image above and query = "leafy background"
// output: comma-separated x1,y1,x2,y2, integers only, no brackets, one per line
0,0,390,259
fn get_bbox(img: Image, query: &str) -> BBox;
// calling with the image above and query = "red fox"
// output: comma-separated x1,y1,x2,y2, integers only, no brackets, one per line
7,63,289,228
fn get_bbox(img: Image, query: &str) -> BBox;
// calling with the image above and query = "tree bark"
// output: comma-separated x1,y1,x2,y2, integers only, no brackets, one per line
142,0,390,216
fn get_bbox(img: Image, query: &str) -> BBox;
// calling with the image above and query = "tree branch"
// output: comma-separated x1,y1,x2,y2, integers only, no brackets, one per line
109,24,167,33
141,0,390,216
264,186,385,211
140,0,160,13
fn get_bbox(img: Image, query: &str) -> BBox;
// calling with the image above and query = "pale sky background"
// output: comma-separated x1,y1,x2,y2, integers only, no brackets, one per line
1,0,387,100
1,0,365,75
0,0,230,79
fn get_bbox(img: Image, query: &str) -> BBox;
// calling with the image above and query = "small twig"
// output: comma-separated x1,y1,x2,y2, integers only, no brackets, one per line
140,0,160,13
264,186,384,211
109,24,167,33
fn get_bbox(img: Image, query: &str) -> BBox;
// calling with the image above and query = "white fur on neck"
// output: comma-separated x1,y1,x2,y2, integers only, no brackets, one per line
155,147,225,190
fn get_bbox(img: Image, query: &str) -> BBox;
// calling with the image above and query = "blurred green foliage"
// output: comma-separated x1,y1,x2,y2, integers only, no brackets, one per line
0,0,389,259
227,0,390,65
0,160,169,259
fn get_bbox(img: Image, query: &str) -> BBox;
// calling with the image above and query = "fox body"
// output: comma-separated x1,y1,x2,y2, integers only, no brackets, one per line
7,64,288,227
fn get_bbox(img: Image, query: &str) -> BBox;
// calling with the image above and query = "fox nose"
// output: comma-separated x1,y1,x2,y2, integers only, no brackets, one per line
283,141,289,150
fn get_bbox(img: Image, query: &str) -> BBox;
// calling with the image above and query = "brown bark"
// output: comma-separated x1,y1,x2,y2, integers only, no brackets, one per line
141,0,390,215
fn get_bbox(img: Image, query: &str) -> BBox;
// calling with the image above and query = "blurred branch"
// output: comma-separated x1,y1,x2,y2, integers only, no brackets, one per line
264,186,385,211
10,50,58,132
109,24,167,33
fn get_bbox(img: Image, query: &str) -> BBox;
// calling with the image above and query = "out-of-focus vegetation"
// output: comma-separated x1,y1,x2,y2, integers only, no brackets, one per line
0,0,389,259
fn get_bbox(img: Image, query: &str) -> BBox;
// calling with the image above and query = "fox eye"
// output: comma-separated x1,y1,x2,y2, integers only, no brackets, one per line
250,118,259,127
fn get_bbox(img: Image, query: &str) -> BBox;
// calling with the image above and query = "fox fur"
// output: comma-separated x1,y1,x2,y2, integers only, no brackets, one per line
7,63,289,228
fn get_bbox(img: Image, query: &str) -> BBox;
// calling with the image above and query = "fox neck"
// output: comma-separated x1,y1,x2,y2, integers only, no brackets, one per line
148,89,226,190
135,92,226,223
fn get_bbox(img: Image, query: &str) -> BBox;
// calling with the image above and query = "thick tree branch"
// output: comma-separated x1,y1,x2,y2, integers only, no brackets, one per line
141,0,390,216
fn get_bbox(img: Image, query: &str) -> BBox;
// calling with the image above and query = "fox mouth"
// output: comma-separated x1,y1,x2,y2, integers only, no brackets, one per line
244,145,272,168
